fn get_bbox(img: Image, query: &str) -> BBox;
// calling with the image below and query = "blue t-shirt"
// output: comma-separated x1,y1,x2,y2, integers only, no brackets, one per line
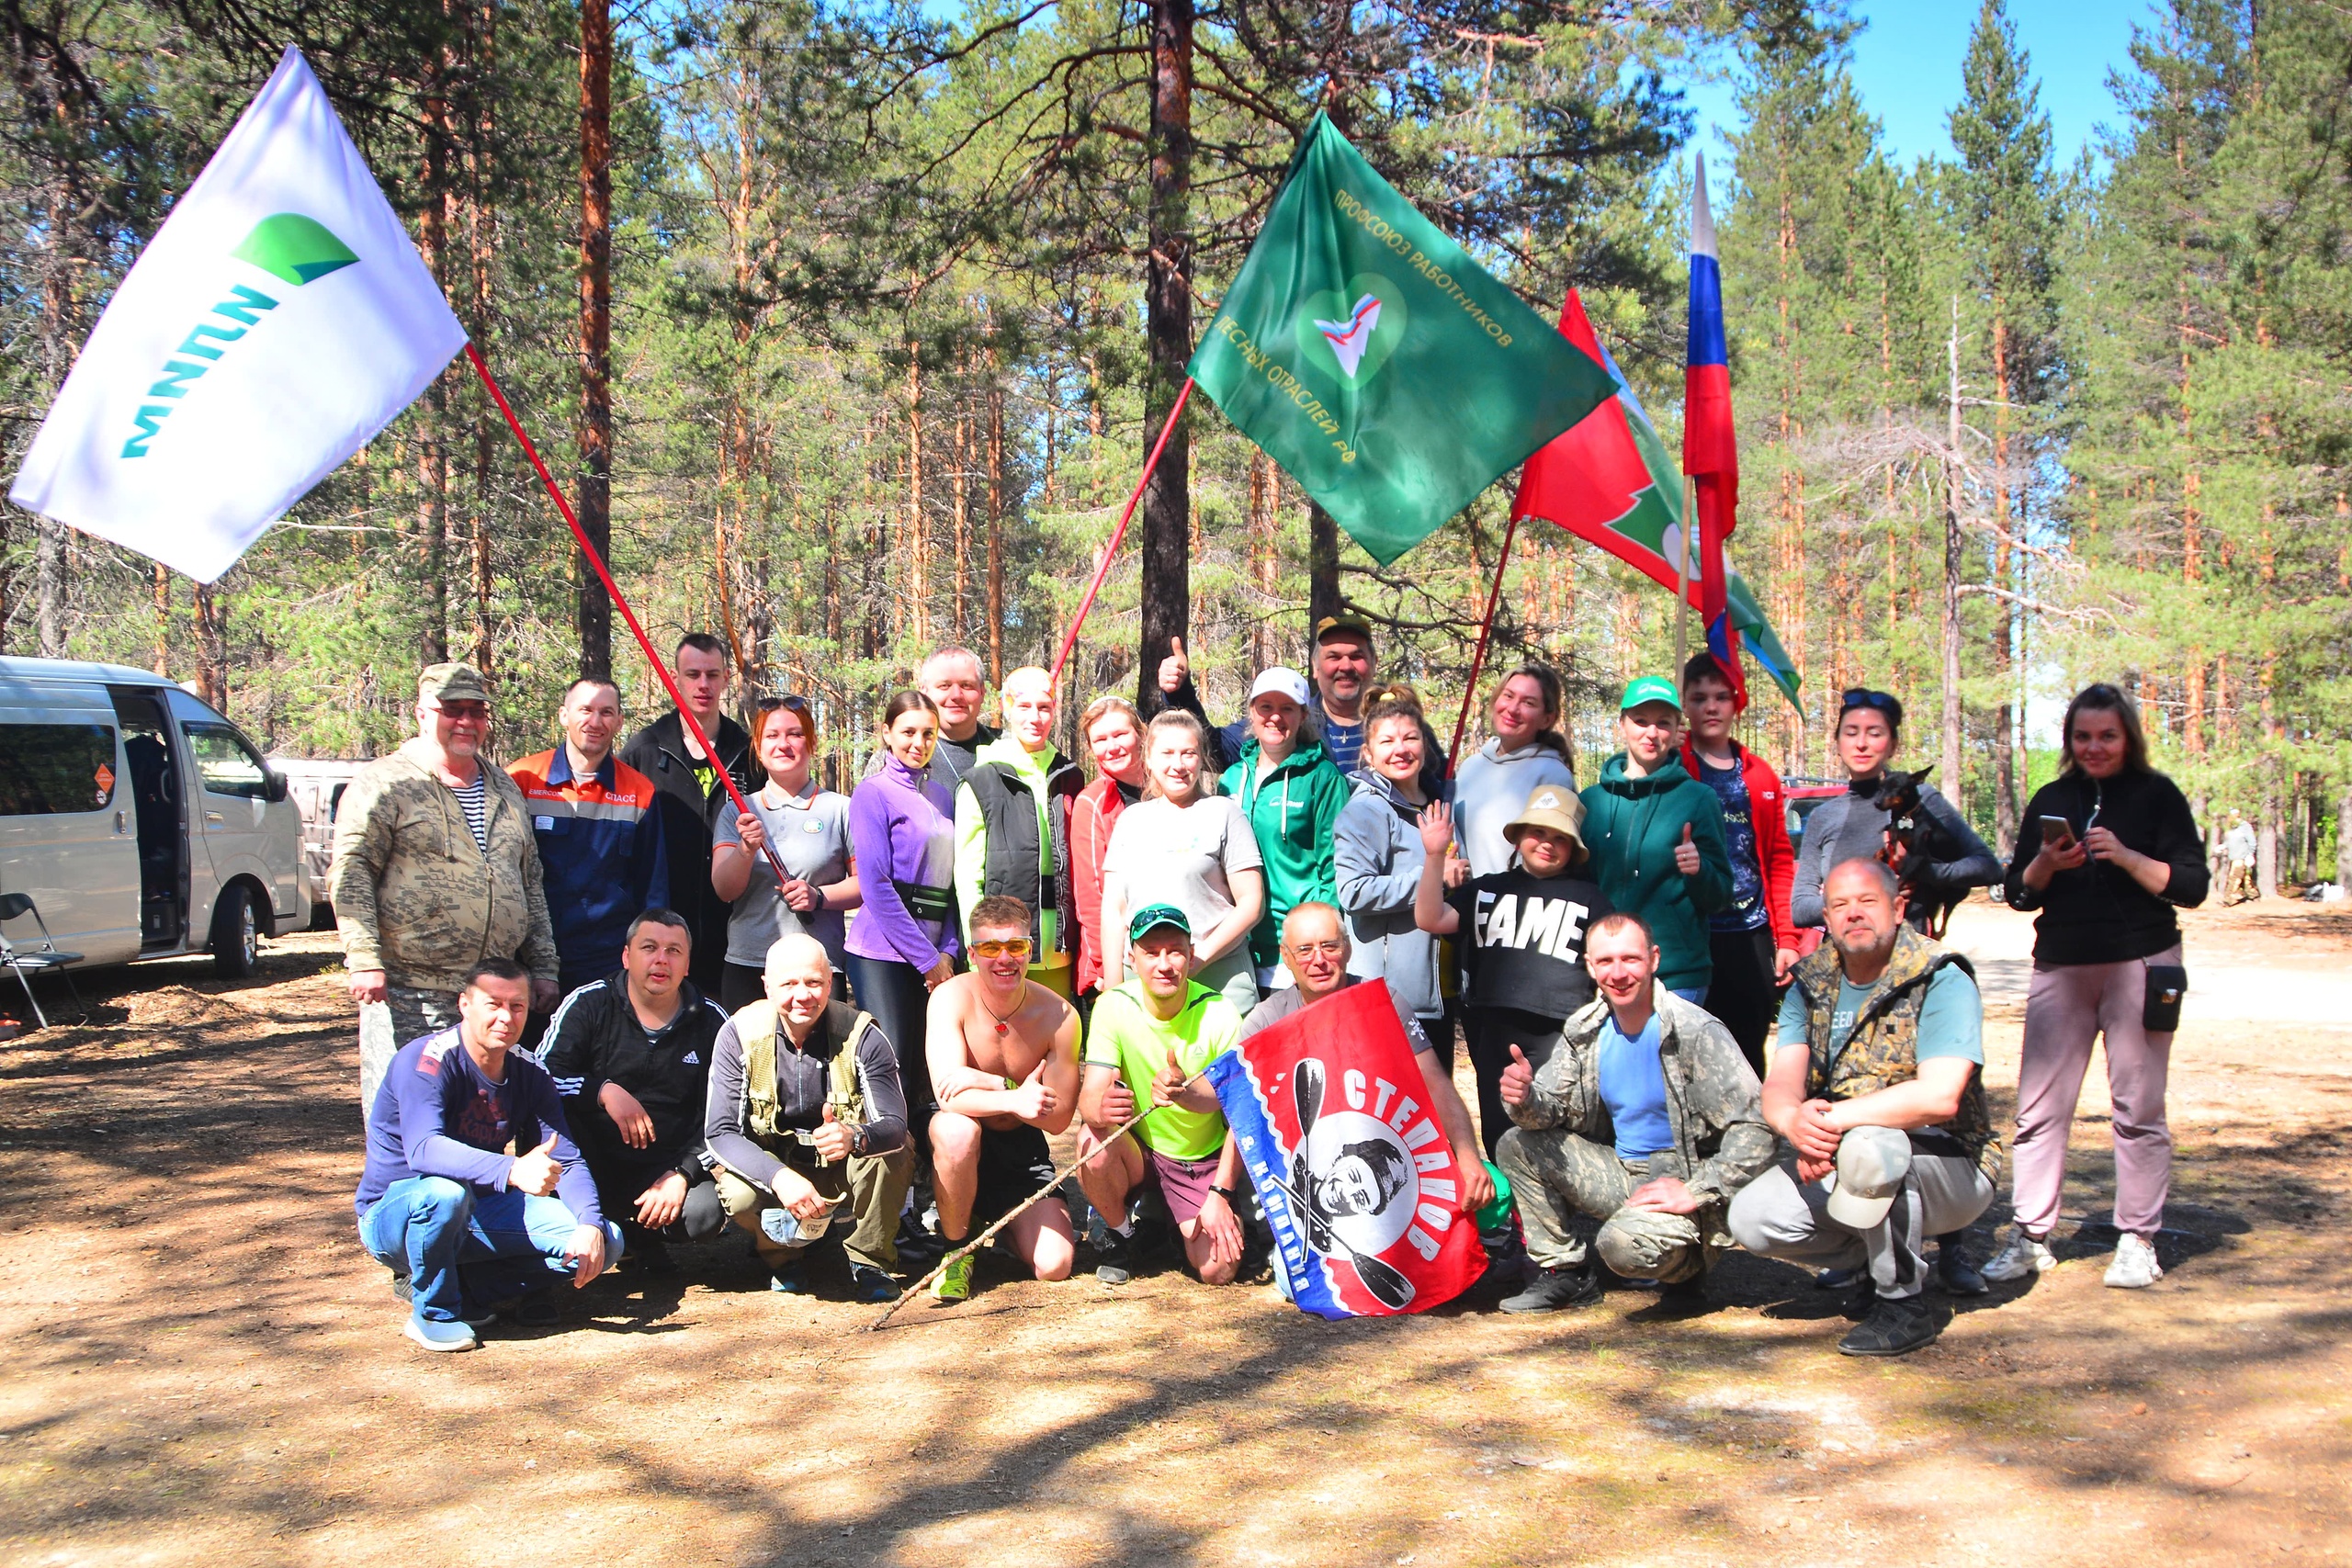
1596,1011,1674,1161
1774,964,1984,1065
1694,751,1767,933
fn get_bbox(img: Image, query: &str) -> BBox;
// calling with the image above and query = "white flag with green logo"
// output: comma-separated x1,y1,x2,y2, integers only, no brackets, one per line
10,46,466,584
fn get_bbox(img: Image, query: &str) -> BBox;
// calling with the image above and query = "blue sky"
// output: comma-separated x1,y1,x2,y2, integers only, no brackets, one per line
1681,0,2154,174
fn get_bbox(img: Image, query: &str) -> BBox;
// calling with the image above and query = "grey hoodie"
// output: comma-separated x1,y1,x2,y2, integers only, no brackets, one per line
1333,770,1445,1020
1452,738,1578,878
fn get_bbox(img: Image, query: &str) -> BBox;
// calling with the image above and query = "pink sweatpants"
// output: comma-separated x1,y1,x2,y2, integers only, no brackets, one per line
2010,947,2179,1239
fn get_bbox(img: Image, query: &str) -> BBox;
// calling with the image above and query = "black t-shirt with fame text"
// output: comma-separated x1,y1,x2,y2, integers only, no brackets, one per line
1448,867,1613,1021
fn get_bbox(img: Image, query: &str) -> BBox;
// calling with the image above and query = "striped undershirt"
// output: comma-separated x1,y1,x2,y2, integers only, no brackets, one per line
452,773,489,853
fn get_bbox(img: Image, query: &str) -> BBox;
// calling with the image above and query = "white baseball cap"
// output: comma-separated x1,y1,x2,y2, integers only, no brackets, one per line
1249,667,1311,705
1824,1125,1913,1229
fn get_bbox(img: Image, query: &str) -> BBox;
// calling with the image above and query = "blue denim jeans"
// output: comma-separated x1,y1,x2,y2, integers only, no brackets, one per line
358,1177,625,1323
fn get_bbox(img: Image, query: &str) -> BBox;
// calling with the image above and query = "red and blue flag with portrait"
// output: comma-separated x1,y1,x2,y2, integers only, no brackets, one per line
1206,981,1486,1319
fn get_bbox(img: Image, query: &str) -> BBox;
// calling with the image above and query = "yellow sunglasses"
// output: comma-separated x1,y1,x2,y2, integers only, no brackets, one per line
969,938,1034,960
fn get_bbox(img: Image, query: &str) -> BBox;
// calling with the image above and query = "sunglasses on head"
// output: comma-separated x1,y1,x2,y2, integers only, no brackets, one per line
754,692,811,714
1839,688,1901,718
969,938,1033,961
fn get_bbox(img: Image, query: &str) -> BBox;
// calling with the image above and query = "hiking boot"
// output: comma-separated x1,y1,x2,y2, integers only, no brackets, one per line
510,1291,560,1328
1095,1229,1137,1286
1498,1264,1603,1314
1655,1271,1710,1314
1981,1226,2057,1283
2104,1233,2164,1290
932,1250,973,1303
1937,1239,1989,1297
403,1314,478,1353
850,1264,899,1303
1837,1292,1939,1357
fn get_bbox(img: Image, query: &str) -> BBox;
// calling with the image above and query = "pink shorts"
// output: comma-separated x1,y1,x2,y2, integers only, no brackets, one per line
1145,1149,1221,1225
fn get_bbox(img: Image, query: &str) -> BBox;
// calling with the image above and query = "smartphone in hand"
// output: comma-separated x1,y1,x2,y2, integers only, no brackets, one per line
2039,814,2075,849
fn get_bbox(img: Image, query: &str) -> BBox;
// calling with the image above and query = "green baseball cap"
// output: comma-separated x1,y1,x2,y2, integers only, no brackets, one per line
1127,903,1193,943
1618,675,1682,714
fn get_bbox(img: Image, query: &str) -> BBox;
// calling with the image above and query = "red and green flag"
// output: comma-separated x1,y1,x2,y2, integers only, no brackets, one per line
1510,288,1801,711
1189,114,1617,565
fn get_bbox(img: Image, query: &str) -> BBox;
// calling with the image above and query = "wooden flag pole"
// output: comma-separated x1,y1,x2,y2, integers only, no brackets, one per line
465,342,789,888
1671,474,1696,681
1049,377,1193,687
866,1068,1209,1332
1444,513,1521,776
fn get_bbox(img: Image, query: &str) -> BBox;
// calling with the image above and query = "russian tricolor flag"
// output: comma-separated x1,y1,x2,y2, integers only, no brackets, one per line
1683,153,1741,686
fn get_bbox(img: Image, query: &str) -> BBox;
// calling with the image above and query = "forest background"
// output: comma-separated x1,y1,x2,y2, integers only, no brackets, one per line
2,0,2346,888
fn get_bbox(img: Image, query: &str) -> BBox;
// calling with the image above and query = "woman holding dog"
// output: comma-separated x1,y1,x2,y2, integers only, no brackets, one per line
1788,688,2000,935
1984,683,2208,1292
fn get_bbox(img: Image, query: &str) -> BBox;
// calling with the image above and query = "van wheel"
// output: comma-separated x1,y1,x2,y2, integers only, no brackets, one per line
211,885,259,978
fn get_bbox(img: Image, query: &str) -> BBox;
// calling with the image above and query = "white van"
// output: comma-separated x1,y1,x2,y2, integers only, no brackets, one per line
0,656,308,979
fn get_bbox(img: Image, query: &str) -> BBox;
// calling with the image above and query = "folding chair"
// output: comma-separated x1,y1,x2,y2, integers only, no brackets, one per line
0,892,85,1030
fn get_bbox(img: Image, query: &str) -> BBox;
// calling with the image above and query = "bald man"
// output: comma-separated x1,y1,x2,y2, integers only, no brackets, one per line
703,933,913,1300
954,666,1084,998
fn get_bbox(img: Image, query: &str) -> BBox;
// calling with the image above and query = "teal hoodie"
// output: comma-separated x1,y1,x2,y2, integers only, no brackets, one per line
1579,753,1735,994
1220,736,1351,969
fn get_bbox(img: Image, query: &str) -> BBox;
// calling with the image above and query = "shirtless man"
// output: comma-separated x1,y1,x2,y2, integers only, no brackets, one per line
924,895,1083,1301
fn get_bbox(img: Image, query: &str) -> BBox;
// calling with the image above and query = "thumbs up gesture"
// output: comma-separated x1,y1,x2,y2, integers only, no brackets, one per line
1498,1043,1534,1109
1673,820,1702,876
1158,634,1190,694
511,1134,563,1197
1011,1055,1056,1122
809,1100,854,1164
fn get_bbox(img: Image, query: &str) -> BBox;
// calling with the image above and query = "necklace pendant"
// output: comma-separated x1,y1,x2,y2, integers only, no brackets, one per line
994,1021,1009,1036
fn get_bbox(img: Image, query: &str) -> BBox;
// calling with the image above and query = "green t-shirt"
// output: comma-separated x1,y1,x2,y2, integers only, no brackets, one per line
1773,964,1984,1064
1083,979,1241,1160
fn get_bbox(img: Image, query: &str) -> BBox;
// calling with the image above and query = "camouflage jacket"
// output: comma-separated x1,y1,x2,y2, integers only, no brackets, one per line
1788,927,2003,1182
328,740,560,990
1510,985,1776,1247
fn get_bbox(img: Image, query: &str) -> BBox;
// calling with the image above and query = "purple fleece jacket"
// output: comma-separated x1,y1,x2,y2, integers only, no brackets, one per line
354,1029,603,1225
845,755,959,969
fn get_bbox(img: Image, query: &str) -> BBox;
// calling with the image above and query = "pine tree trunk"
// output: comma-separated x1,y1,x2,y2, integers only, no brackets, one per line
1940,298,1963,793
953,407,971,638
907,354,927,648
1307,502,1340,638
467,0,499,676
152,565,170,674
1990,313,2017,853
1136,0,1193,705
2336,784,2352,896
575,0,615,680
987,379,1005,686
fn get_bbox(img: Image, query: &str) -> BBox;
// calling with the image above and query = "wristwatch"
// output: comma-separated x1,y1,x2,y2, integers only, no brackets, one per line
847,1123,869,1158
809,883,827,912
1210,1184,1241,1208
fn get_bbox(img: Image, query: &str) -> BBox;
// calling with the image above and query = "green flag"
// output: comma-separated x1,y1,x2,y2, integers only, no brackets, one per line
1188,114,1617,566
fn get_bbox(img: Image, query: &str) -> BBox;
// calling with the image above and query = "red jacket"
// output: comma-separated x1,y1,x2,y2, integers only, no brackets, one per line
1679,739,1798,953
1068,773,1136,997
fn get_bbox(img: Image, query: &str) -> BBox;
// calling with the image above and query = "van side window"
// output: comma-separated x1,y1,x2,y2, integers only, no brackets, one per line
184,724,271,800
0,722,118,814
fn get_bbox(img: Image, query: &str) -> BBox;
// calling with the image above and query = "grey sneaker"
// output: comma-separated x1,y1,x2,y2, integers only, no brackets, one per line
2104,1233,2164,1289
1981,1226,2057,1283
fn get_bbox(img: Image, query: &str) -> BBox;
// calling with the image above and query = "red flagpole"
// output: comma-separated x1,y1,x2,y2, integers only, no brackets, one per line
464,342,789,888
1444,513,1520,778
1049,377,1193,687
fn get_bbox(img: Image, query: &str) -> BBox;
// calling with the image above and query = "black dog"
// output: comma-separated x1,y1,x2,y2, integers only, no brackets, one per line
1868,765,1964,936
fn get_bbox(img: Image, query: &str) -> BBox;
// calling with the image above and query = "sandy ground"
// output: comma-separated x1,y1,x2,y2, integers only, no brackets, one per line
2,896,2348,1567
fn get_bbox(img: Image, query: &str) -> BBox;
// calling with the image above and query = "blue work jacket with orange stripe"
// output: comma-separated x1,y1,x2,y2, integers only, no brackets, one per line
509,746,671,987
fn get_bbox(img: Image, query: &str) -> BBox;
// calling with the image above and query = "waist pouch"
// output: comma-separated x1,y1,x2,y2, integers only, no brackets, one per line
893,880,953,923
2143,964,2187,1032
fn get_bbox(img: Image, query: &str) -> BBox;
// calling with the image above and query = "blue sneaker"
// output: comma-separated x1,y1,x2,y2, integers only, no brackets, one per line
850,1264,899,1303
403,1314,478,1353
768,1262,809,1293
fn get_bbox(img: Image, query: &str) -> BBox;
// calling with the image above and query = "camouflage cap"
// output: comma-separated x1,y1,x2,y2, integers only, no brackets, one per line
418,662,492,706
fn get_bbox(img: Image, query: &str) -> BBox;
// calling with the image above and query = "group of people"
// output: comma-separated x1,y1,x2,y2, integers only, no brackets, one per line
336,621,2209,1361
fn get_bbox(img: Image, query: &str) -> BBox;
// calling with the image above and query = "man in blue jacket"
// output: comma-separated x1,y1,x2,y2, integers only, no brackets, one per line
355,957,624,1351
511,677,670,997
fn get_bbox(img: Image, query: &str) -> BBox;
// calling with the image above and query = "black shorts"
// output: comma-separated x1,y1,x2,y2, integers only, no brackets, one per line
972,1122,1061,1230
